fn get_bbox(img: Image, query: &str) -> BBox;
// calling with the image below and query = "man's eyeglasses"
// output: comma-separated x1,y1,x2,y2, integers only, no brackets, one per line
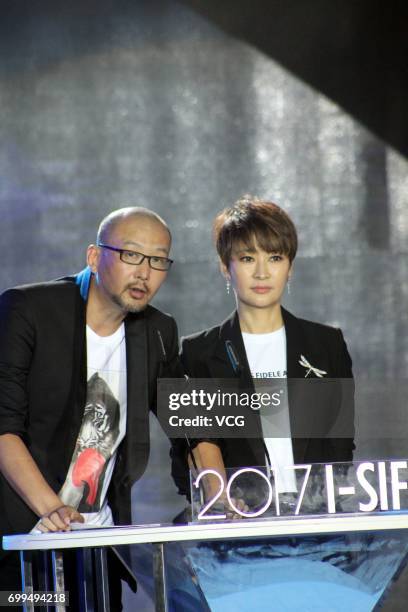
98,244,173,271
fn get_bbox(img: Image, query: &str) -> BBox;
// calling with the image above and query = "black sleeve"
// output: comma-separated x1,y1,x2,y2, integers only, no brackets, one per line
0,289,35,438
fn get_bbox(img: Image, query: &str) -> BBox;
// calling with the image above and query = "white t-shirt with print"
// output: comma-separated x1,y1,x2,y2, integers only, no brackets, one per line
242,327,297,492
58,323,127,526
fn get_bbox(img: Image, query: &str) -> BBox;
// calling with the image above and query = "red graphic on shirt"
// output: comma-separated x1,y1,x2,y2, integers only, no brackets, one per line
72,448,107,505
59,373,120,512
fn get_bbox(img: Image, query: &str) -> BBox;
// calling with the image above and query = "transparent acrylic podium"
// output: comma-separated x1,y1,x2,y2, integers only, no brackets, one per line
3,461,408,611
184,460,408,611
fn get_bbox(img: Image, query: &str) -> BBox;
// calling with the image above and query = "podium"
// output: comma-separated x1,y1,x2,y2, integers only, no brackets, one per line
3,512,408,612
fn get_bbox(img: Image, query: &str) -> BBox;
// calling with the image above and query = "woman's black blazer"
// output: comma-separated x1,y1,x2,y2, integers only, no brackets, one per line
171,308,354,497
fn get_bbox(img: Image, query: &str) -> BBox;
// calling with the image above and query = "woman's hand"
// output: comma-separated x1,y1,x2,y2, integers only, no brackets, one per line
212,493,249,520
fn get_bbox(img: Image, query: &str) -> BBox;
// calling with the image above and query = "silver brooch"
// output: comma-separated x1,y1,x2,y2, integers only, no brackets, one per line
299,354,327,378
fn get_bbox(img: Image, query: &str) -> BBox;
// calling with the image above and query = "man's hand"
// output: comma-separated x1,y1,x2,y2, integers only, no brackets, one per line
37,505,85,532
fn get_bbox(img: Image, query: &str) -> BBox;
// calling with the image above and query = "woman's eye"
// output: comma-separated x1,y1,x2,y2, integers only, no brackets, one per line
270,254,283,262
240,256,254,262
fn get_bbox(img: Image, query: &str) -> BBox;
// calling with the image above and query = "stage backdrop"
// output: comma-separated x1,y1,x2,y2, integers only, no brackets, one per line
1,1,407,609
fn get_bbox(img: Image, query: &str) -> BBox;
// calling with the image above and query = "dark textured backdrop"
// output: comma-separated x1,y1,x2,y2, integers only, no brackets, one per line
1,1,407,609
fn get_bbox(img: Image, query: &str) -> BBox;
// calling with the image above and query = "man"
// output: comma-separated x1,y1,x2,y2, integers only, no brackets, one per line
0,207,181,605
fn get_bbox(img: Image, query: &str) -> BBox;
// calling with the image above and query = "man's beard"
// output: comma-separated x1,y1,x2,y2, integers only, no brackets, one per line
110,290,148,314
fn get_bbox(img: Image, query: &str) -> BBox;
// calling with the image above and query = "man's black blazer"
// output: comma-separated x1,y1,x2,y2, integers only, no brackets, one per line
0,268,181,544
171,308,354,498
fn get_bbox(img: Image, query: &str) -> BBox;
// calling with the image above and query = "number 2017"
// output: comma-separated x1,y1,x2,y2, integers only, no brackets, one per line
194,466,312,520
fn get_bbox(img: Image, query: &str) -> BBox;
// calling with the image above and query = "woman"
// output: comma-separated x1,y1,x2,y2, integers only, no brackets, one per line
172,195,354,505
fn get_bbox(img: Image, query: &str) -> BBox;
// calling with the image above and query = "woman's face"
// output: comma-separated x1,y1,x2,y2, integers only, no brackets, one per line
222,239,292,312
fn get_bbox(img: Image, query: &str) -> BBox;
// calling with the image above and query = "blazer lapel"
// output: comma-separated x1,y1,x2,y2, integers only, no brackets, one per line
122,313,150,485
213,311,265,466
59,280,87,471
212,311,252,387
282,307,310,463
282,308,307,378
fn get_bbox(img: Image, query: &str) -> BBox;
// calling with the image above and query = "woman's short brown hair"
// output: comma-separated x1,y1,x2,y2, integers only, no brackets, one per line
214,195,298,267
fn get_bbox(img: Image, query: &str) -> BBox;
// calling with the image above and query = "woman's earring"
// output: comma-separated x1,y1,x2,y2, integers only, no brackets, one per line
226,280,230,295
287,278,291,295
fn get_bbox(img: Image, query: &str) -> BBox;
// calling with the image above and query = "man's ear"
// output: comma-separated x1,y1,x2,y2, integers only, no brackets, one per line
87,244,100,274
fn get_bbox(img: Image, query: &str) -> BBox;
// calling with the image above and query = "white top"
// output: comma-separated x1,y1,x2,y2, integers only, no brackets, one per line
243,327,296,492
58,323,127,527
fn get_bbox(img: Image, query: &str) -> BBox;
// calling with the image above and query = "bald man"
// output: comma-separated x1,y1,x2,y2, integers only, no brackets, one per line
0,207,182,605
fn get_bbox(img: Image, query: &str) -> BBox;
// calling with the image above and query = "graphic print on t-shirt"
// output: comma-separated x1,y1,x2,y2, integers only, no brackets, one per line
59,373,120,513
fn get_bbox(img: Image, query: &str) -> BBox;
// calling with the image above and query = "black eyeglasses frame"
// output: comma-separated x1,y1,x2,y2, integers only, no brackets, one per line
97,243,173,271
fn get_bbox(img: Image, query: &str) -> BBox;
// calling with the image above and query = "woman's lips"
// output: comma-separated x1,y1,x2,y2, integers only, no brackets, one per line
251,286,272,294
